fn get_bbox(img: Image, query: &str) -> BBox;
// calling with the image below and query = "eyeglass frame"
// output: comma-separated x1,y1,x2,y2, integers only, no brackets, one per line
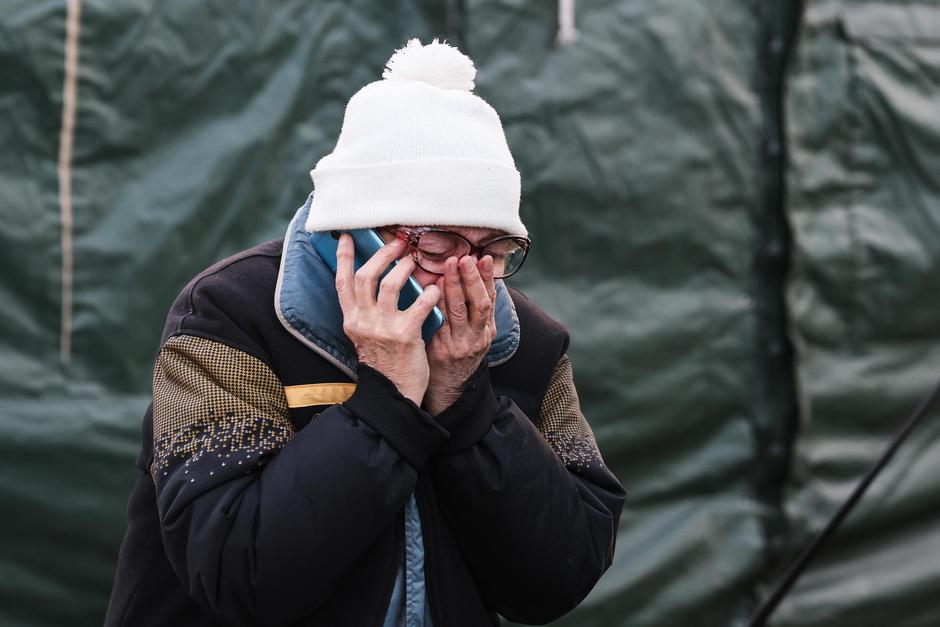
392,226,532,279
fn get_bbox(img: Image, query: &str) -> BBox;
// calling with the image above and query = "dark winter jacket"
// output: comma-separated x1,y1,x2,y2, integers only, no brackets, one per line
104,199,625,626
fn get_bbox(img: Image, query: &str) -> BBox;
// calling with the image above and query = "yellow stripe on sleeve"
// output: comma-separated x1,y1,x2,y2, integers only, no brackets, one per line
283,383,356,408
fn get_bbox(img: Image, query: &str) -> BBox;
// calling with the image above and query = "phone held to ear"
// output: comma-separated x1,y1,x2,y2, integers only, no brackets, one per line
309,229,445,342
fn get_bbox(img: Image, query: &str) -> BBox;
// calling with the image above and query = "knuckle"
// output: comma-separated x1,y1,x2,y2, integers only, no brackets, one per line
379,276,397,292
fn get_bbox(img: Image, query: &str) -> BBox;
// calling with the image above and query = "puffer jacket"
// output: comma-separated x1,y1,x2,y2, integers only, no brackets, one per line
104,197,626,626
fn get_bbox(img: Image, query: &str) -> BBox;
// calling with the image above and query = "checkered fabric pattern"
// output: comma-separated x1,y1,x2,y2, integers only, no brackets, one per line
538,355,603,470
150,334,294,479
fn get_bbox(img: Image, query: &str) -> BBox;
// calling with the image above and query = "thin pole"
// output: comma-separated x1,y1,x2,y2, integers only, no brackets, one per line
746,378,940,627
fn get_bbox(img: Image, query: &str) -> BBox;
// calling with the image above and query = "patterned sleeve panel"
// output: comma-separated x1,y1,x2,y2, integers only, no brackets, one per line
151,334,295,483
537,355,605,471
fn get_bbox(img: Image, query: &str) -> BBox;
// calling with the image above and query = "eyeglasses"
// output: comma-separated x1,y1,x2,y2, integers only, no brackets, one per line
393,227,531,279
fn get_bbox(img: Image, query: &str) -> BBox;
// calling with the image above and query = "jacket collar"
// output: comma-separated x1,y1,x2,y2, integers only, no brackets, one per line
274,193,520,380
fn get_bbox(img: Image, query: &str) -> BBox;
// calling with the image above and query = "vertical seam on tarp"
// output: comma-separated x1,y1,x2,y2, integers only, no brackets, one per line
746,0,804,621
58,0,82,365
557,0,578,45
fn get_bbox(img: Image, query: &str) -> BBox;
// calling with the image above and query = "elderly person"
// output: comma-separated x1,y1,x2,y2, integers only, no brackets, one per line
105,38,625,627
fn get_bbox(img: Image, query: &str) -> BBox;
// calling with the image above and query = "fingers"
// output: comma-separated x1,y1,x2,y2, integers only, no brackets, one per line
354,237,407,304
442,257,468,329
479,256,498,336
335,234,356,309
405,283,441,326
460,256,493,331
430,278,449,339
479,255,497,306
376,255,417,311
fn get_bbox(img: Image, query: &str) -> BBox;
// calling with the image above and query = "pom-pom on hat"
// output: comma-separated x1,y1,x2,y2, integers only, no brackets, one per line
305,37,526,237
382,37,476,91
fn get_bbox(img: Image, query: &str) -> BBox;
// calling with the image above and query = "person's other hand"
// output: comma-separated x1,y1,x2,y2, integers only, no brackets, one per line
336,234,441,405
424,255,497,415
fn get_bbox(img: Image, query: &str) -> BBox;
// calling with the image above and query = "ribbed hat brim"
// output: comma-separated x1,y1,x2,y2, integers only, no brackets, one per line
306,158,526,237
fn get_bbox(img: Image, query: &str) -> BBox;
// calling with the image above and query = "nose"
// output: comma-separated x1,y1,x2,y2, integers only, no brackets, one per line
464,243,487,262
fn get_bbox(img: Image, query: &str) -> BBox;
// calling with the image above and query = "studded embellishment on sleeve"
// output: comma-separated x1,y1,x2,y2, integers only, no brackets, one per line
538,355,603,470
150,334,294,480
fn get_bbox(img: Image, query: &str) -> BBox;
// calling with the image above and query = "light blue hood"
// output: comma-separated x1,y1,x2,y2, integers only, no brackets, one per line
274,193,520,380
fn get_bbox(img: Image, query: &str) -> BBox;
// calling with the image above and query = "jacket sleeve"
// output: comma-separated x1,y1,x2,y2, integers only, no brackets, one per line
429,355,626,624
150,333,447,626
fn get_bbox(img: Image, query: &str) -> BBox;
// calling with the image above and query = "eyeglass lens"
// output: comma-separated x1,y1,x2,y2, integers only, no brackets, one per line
414,231,527,278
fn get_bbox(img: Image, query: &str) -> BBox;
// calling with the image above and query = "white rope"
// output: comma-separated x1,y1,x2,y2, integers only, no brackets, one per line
557,0,578,46
58,0,82,365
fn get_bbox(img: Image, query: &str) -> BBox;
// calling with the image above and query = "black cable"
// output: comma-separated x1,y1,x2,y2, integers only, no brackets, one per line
746,377,940,627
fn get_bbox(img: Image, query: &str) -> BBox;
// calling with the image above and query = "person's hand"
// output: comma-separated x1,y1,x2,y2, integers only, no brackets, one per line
336,234,441,405
424,255,497,415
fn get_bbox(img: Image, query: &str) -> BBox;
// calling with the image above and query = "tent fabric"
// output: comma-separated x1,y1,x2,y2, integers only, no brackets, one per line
773,2,940,626
1,1,938,625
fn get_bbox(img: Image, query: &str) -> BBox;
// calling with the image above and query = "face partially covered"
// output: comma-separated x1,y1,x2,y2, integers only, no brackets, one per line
376,225,525,288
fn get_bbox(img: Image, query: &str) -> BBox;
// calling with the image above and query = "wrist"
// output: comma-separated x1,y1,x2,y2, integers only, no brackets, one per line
424,387,461,416
357,356,427,406
345,364,448,467
432,363,501,453
397,381,428,407
425,366,478,415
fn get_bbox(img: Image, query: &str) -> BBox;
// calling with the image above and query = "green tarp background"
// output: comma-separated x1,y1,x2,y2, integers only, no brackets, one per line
1,1,938,625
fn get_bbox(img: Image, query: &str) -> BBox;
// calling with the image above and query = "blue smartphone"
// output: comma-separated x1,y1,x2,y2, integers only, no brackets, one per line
309,228,445,342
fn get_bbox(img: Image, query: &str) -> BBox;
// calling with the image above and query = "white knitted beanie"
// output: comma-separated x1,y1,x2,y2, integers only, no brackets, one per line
305,38,526,237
